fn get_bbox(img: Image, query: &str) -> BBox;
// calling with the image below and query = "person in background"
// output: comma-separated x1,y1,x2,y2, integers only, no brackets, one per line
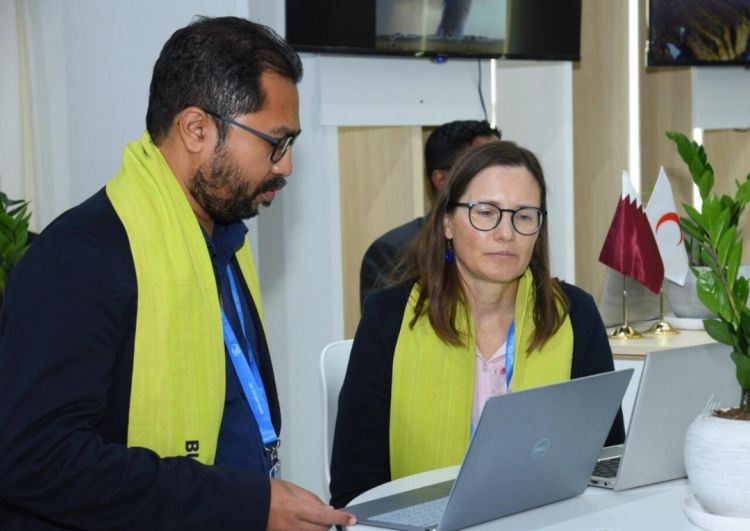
0,16,354,531
331,141,625,508
359,120,501,309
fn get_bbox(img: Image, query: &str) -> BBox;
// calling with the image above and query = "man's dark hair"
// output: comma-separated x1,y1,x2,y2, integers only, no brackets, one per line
146,16,303,144
424,120,502,185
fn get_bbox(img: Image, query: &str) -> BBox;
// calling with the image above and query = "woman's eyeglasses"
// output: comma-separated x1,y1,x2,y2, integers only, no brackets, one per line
451,202,545,235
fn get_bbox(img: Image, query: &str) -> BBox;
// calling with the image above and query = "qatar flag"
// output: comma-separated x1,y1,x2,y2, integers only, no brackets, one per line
598,171,665,294
644,167,689,286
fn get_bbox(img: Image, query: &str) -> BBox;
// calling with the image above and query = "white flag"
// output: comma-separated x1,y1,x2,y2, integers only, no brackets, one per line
644,167,689,286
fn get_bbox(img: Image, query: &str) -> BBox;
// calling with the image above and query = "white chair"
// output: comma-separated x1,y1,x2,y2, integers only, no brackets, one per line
319,339,353,488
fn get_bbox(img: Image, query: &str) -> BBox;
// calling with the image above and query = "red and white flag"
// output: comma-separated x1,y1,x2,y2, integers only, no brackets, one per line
599,171,665,294
644,167,689,286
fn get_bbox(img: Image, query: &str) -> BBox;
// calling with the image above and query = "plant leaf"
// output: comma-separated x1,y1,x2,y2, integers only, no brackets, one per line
689,157,706,184
740,308,750,340
682,205,706,231
0,192,31,295
679,218,703,243
717,226,736,267
709,207,730,247
698,168,715,200
704,319,734,346
730,351,750,392
698,246,716,269
734,277,749,308
728,243,742,287
695,270,721,311
701,194,720,223
696,269,734,323
736,178,750,207
666,130,693,165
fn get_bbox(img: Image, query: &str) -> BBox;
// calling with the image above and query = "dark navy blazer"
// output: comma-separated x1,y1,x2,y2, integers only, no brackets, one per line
0,189,278,530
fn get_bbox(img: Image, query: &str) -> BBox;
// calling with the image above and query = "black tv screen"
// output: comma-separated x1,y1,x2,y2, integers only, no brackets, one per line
648,0,750,66
285,0,582,61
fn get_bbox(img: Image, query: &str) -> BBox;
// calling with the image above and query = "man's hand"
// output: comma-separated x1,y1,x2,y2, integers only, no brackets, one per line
267,478,357,531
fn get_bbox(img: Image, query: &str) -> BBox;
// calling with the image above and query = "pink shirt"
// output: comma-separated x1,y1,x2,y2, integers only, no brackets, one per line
472,342,508,429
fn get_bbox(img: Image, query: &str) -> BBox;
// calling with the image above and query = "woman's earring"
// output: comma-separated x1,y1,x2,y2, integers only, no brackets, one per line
445,239,455,264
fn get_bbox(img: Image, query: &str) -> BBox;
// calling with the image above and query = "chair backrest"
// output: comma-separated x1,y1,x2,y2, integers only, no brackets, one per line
319,339,353,488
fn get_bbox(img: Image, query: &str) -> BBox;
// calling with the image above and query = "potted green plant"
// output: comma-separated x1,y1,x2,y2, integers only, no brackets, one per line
0,191,31,298
666,130,750,521
661,134,745,319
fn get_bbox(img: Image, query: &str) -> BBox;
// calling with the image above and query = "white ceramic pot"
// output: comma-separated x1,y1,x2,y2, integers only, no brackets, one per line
684,413,750,518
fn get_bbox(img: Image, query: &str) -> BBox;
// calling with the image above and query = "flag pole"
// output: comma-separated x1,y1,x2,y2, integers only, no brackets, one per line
645,288,679,336
610,273,643,339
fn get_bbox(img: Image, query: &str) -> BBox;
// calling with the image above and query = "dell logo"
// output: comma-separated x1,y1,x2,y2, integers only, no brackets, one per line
531,438,551,460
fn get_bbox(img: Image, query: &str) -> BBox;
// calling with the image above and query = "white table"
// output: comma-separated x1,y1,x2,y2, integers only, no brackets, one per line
347,466,701,530
608,328,713,359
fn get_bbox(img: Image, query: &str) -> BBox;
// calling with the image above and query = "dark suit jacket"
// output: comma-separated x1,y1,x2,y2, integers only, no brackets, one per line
0,190,276,530
359,217,425,309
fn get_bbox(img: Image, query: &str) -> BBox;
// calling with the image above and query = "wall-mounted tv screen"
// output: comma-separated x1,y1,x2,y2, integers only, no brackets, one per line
285,0,582,61
648,0,750,66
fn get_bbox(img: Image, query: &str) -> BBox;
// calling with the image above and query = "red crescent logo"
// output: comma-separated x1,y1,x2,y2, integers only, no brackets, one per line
655,212,683,245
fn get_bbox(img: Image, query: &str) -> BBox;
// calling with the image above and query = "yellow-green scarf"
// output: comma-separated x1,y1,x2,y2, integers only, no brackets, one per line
389,269,573,478
106,132,263,464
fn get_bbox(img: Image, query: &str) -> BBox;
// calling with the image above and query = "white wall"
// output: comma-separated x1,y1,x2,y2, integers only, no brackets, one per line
0,1,25,203
691,67,750,131
257,56,346,497
20,0,250,228
495,61,576,282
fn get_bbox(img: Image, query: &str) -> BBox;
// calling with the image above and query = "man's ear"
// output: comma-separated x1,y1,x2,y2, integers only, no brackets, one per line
174,106,214,155
431,169,449,192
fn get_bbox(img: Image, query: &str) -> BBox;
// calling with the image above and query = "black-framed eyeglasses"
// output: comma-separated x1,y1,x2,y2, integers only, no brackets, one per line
451,201,545,235
203,109,299,163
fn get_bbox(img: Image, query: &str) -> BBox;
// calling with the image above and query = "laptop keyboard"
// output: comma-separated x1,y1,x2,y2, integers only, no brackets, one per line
592,456,621,478
370,496,449,528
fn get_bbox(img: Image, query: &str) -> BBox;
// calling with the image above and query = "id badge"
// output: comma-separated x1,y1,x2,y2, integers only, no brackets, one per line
269,459,281,478
266,440,281,478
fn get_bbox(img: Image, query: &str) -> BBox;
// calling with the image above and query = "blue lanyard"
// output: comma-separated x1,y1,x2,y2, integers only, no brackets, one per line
505,321,515,390
220,264,278,446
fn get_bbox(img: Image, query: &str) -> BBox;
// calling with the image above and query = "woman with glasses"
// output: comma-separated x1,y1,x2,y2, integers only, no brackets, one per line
330,141,624,508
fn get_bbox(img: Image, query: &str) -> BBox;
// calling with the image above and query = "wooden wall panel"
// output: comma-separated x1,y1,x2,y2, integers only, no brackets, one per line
703,129,750,261
574,0,695,302
639,66,693,208
639,0,693,211
338,126,424,337
573,0,629,298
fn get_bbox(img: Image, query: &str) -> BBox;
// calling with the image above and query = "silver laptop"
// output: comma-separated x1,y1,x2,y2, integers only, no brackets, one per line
590,343,738,490
347,369,633,531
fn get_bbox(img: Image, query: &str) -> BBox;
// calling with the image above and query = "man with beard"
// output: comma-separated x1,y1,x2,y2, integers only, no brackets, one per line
0,16,355,531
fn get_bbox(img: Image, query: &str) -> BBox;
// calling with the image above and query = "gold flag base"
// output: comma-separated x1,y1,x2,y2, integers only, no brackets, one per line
644,319,680,336
610,273,644,339
609,324,643,339
643,290,679,336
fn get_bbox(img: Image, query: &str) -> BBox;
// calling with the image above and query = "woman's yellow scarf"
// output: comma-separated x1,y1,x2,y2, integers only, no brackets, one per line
106,132,263,464
389,269,573,478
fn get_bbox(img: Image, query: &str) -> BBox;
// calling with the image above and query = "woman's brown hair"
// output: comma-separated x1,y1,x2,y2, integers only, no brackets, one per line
396,141,569,351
